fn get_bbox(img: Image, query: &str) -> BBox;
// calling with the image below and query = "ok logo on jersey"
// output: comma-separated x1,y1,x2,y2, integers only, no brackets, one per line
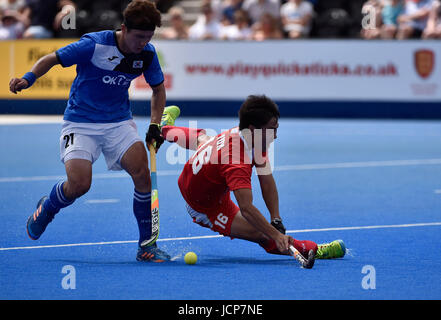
102,75,130,86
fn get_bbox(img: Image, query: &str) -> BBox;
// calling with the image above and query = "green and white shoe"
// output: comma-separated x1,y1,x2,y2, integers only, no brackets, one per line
316,240,346,259
160,105,180,128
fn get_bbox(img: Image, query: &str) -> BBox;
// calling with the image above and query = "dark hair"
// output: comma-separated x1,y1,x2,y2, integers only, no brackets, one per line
123,0,162,31
238,95,280,130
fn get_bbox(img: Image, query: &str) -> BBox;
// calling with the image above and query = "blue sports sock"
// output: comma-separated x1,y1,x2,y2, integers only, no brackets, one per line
133,189,152,246
43,181,75,215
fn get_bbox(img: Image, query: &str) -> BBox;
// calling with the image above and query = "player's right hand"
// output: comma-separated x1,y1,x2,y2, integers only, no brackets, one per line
9,78,29,94
274,233,291,254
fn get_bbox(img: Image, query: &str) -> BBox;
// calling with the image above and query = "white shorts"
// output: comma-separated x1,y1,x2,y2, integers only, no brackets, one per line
60,120,143,171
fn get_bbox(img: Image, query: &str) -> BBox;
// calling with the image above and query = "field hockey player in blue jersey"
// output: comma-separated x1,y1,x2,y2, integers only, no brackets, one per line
8,0,172,262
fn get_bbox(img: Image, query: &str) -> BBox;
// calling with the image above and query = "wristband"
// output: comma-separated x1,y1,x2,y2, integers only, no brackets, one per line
22,72,37,88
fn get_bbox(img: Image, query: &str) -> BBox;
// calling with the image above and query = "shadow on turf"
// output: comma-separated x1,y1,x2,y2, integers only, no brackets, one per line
47,255,300,267
198,255,299,266
47,254,348,267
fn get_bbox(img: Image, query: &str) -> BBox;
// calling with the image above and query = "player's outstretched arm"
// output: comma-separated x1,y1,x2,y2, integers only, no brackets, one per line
9,53,60,94
146,82,166,151
257,169,280,220
256,162,286,234
233,188,290,253
150,82,166,124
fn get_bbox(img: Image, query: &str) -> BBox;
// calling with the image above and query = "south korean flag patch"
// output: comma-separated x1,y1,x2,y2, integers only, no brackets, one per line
133,60,143,68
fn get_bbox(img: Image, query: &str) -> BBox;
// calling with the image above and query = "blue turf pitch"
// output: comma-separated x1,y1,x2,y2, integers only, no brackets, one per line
1,116,441,300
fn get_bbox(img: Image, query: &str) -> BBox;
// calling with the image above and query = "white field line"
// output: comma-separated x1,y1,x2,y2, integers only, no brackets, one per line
1,159,441,183
1,221,440,252
84,199,120,204
0,170,181,183
274,158,441,171
0,115,63,125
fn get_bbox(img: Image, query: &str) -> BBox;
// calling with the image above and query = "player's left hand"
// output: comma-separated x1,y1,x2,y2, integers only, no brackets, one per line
9,78,29,94
271,218,286,234
146,123,164,151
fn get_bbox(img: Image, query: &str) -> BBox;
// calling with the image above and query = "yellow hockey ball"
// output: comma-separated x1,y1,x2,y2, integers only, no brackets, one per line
184,252,197,265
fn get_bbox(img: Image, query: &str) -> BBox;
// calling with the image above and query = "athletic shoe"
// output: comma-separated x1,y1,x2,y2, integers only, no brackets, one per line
160,105,180,128
136,243,171,262
26,196,54,240
316,240,346,259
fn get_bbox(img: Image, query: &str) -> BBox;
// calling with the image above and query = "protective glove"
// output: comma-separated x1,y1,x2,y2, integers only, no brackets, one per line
271,218,286,234
145,123,164,151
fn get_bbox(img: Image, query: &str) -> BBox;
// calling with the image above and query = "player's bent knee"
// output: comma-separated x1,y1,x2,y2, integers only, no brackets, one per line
72,183,91,198
129,165,151,190
65,179,91,199
130,165,150,181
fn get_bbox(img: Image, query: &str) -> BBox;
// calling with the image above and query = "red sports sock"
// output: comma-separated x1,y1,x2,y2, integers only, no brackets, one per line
260,238,281,255
162,126,205,150
260,238,318,256
291,239,318,256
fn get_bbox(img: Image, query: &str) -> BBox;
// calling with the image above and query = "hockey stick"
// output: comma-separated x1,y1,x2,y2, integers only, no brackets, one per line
140,144,159,247
289,245,315,269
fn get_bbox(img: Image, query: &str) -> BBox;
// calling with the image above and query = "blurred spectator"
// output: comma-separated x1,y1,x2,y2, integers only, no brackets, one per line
0,0,27,39
396,0,433,39
360,0,383,39
22,0,75,39
242,0,280,26
0,9,25,39
423,0,441,38
72,0,124,35
280,0,314,39
221,0,244,25
314,0,354,38
251,12,283,40
346,0,368,38
204,0,224,22
154,0,177,13
189,0,222,39
219,8,252,39
380,0,404,39
160,6,189,39
0,0,25,12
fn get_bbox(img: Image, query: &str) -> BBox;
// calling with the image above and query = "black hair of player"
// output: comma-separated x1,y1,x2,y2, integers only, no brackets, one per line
123,0,162,31
238,95,280,130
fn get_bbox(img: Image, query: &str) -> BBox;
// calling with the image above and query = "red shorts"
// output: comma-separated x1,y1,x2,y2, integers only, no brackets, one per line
184,194,239,237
